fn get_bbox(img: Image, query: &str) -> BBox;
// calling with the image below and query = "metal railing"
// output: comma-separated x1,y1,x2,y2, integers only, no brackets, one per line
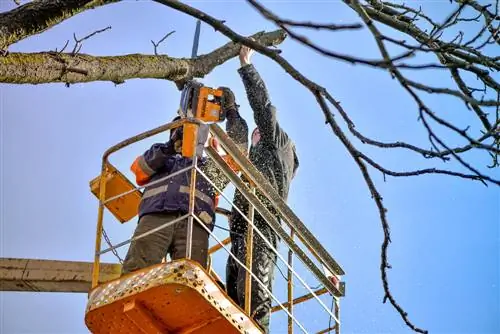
91,118,345,333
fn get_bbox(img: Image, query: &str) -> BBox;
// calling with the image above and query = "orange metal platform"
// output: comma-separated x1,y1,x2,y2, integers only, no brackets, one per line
85,259,263,334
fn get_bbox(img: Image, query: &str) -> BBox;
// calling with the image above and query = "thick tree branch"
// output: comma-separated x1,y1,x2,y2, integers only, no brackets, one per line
0,29,286,85
0,0,118,50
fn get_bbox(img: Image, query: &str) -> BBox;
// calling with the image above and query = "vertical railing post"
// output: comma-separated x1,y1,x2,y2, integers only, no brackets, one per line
92,164,109,288
244,186,255,315
287,229,295,333
335,298,340,334
186,123,200,261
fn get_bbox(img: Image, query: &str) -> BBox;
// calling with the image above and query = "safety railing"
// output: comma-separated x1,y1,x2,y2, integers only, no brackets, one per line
91,118,345,334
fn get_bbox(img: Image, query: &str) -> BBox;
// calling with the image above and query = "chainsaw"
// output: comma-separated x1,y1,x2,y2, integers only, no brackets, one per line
179,80,226,124
177,20,227,158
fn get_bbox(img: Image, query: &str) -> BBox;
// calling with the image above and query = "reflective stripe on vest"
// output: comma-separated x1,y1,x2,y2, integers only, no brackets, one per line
199,211,213,224
142,184,169,200
143,185,214,207
142,184,215,224
137,155,155,176
179,185,214,208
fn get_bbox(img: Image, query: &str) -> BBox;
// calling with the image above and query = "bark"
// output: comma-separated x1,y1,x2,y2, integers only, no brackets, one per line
0,0,118,50
0,29,286,85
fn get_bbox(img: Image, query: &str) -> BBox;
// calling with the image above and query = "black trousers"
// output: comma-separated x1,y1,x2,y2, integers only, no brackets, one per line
226,221,278,333
121,212,209,275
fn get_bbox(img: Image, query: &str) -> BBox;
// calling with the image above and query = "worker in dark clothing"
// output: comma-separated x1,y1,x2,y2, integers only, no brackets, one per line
225,44,300,333
121,88,248,275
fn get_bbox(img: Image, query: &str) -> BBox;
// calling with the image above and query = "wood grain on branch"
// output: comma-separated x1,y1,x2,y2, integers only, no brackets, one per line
0,0,118,50
0,29,286,85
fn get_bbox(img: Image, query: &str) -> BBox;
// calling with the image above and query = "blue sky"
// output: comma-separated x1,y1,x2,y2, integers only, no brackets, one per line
1,1,498,333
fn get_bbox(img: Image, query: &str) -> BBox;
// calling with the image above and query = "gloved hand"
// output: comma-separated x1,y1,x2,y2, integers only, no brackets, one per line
218,86,239,118
169,125,184,153
171,122,183,138
209,137,241,172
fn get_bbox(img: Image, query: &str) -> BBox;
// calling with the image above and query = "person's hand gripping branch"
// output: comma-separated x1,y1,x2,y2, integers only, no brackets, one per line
239,39,255,67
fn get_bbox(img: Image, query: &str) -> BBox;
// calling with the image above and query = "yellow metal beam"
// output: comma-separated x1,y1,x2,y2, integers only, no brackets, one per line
0,258,121,293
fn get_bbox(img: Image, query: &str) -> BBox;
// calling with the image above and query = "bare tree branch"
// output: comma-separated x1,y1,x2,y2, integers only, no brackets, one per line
272,19,362,31
247,0,416,68
359,152,492,183
455,0,500,45
361,3,500,74
0,29,286,85
382,2,440,27
405,78,499,107
0,0,118,50
345,1,499,152
324,89,499,159
243,0,499,162
246,4,363,31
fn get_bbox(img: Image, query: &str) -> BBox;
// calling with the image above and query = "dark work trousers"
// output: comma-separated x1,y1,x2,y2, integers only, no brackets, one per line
121,211,209,275
226,219,278,334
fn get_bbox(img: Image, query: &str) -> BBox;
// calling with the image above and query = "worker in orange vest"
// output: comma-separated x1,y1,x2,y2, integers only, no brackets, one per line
121,90,248,275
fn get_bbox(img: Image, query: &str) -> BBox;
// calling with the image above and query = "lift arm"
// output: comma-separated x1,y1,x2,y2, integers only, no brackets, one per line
0,258,121,293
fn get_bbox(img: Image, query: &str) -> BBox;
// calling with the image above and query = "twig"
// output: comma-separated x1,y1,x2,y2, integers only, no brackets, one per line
428,1,468,38
323,90,499,159
382,2,439,27
151,30,175,55
71,26,111,55
349,0,498,179
454,0,500,45
359,147,496,184
273,18,362,31
54,40,69,54
419,109,492,186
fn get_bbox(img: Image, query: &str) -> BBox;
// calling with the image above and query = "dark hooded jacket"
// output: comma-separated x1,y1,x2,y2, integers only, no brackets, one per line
230,64,299,234
132,110,249,229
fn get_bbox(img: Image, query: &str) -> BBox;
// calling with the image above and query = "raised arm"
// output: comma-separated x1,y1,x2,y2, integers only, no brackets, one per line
221,87,249,153
201,92,249,191
237,44,289,147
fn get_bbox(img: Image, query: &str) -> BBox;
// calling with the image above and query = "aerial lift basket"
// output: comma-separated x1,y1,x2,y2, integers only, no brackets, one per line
85,259,263,334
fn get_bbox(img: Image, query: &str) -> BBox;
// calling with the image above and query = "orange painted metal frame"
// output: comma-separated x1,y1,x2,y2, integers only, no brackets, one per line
85,259,263,334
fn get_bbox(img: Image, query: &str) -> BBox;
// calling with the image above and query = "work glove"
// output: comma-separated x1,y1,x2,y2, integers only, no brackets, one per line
209,137,241,173
219,86,239,118
169,125,183,153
